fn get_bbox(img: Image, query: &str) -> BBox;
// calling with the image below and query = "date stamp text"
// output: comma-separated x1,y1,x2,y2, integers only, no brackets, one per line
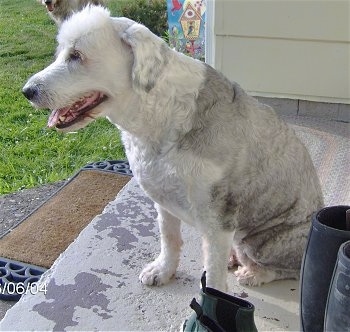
0,282,47,295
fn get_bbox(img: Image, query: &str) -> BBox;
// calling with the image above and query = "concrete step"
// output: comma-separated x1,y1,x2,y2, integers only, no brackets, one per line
0,178,299,331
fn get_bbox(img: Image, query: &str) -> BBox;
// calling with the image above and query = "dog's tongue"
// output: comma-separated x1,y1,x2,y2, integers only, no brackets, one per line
48,108,68,128
47,110,60,128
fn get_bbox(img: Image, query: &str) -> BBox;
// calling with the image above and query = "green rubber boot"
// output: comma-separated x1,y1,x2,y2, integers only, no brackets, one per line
183,272,258,332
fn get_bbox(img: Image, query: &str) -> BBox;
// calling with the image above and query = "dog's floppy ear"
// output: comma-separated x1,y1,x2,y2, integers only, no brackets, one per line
119,22,168,93
111,17,135,32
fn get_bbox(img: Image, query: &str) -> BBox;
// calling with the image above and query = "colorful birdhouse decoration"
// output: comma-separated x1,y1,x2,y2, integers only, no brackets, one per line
167,0,206,61
179,3,202,40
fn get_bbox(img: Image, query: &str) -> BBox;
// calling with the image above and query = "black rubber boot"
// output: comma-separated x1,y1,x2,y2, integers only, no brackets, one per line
300,205,350,332
183,272,258,332
324,240,350,331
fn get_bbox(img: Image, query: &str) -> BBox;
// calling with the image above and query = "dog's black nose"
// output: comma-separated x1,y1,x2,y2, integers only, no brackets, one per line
22,86,38,101
44,0,52,4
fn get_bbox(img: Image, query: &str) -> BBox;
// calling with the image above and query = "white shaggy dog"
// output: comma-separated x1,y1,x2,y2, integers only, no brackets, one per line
39,0,105,25
23,6,324,290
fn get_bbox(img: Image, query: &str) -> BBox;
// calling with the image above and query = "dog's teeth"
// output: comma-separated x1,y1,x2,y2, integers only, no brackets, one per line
59,116,66,122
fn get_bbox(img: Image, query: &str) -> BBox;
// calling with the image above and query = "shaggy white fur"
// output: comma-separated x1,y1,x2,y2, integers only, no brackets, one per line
23,6,324,291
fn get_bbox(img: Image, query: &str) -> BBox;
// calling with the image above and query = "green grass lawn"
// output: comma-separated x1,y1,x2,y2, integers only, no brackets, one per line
0,0,131,194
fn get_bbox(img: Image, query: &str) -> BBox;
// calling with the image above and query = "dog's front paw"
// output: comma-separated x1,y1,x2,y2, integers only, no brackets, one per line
139,258,175,286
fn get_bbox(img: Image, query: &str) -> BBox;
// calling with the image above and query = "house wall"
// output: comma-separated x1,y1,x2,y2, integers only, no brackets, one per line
210,0,350,104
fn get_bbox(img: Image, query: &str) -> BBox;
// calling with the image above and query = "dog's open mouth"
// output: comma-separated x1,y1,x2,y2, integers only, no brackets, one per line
47,91,108,129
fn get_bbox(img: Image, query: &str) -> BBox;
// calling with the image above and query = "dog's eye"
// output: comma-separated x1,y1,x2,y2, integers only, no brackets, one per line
69,50,82,61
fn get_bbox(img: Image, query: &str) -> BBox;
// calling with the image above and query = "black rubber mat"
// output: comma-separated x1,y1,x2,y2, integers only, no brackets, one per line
0,257,47,301
83,160,132,176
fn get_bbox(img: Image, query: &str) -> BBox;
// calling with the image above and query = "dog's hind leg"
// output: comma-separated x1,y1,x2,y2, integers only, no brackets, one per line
233,245,280,286
234,222,308,286
139,204,183,286
201,230,233,291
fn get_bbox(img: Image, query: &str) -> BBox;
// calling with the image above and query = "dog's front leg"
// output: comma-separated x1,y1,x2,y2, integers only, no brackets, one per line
202,230,233,291
139,204,183,286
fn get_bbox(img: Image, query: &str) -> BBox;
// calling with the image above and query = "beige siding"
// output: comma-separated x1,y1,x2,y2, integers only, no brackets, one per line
212,0,350,103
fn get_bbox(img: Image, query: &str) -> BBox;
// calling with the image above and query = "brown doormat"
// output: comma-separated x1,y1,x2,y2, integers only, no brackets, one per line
0,162,132,268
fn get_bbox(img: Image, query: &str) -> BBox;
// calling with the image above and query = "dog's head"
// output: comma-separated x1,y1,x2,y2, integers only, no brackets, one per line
23,5,168,132
40,0,58,12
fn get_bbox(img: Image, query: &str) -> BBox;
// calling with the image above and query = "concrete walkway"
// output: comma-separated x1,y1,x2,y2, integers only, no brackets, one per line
0,115,349,331
0,179,300,331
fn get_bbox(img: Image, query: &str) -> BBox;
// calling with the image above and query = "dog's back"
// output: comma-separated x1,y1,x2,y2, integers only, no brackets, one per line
183,65,323,283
